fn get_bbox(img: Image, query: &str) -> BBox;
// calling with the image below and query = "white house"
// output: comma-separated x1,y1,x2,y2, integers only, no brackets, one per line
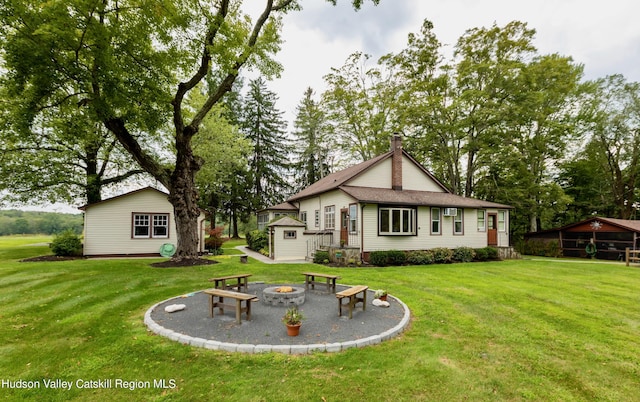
79,187,207,257
262,134,513,262
257,201,298,231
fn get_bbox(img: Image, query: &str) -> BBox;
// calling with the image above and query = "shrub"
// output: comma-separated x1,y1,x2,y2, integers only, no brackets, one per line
474,247,489,261
485,246,499,260
205,226,227,253
386,250,406,266
453,246,475,263
545,240,561,258
313,250,330,264
369,251,389,267
50,230,83,257
431,247,453,264
246,229,267,251
407,250,434,265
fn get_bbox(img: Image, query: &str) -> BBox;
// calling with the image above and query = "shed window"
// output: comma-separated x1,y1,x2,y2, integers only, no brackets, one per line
283,230,297,239
133,213,169,239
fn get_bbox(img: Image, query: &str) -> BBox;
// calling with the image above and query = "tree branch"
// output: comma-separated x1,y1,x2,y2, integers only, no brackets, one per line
172,0,230,136
104,118,171,187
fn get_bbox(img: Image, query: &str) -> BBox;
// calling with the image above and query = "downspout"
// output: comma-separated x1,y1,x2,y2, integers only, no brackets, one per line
360,203,365,262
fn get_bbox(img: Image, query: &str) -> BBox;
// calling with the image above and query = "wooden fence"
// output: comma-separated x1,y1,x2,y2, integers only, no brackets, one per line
625,248,640,266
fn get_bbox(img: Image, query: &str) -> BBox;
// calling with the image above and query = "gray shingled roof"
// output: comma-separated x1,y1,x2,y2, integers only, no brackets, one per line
267,216,306,227
339,186,513,209
287,152,392,202
258,202,298,213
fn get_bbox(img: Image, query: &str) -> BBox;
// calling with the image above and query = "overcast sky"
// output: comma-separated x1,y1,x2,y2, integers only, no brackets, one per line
263,0,640,124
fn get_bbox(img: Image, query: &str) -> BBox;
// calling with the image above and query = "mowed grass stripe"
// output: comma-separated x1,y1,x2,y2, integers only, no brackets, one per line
2,237,640,401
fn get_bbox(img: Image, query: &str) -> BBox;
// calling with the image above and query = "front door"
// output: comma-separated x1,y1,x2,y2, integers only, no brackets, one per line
488,213,498,246
340,208,348,246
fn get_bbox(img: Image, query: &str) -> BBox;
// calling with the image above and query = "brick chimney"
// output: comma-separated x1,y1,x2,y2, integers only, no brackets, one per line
391,133,402,191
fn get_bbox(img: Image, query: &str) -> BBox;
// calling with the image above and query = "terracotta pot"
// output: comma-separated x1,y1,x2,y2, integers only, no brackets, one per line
379,295,388,302
286,323,301,336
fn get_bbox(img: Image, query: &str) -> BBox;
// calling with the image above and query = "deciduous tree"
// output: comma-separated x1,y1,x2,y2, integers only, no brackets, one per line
0,0,380,261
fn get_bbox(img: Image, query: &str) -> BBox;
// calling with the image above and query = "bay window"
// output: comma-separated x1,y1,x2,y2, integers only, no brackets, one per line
379,206,416,235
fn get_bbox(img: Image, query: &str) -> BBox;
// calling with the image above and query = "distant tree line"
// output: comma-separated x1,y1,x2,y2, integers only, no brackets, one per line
0,210,83,236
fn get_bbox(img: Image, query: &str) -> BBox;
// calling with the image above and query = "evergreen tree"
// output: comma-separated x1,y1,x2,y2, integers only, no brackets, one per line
291,87,331,190
241,78,292,209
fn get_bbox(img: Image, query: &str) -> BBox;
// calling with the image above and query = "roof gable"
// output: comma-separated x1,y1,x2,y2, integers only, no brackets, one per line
78,187,168,210
287,149,450,202
561,217,640,233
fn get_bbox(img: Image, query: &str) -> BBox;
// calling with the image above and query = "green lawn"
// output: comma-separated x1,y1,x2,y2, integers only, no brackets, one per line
1,236,639,401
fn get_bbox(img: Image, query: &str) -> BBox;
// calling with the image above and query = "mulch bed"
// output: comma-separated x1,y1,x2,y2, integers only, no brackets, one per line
151,258,218,268
20,255,217,268
21,255,85,262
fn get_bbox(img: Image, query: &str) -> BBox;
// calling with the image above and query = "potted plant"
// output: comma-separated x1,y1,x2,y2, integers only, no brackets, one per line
282,306,304,336
374,289,388,302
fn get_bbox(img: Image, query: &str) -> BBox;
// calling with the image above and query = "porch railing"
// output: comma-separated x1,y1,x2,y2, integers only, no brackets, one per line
305,230,360,259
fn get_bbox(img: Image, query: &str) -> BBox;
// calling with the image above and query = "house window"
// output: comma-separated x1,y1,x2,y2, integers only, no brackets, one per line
379,207,416,235
283,230,297,239
477,210,486,232
133,213,170,239
257,213,270,230
349,204,358,233
300,211,307,226
314,210,320,227
498,210,506,231
431,207,441,234
454,208,463,235
324,206,335,229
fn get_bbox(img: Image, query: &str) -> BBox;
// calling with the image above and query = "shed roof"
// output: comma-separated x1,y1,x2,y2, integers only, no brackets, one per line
267,216,306,227
525,216,640,237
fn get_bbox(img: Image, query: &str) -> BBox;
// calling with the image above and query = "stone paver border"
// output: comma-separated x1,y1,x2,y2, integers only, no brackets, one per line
144,292,411,355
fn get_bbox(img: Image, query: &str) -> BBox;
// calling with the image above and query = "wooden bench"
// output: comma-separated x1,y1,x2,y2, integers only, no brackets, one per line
208,273,251,292
336,285,368,319
204,288,258,324
302,272,341,293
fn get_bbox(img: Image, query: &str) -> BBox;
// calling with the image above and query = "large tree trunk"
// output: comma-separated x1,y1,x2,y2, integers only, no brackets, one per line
168,132,202,261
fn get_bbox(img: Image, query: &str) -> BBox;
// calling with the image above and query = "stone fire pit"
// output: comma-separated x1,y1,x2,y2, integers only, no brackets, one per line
262,286,306,307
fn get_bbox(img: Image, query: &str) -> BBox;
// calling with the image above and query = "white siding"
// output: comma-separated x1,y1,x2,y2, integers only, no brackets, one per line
346,155,445,192
271,227,306,261
297,190,357,231
83,188,205,256
362,205,489,253
402,157,446,192
348,159,392,188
